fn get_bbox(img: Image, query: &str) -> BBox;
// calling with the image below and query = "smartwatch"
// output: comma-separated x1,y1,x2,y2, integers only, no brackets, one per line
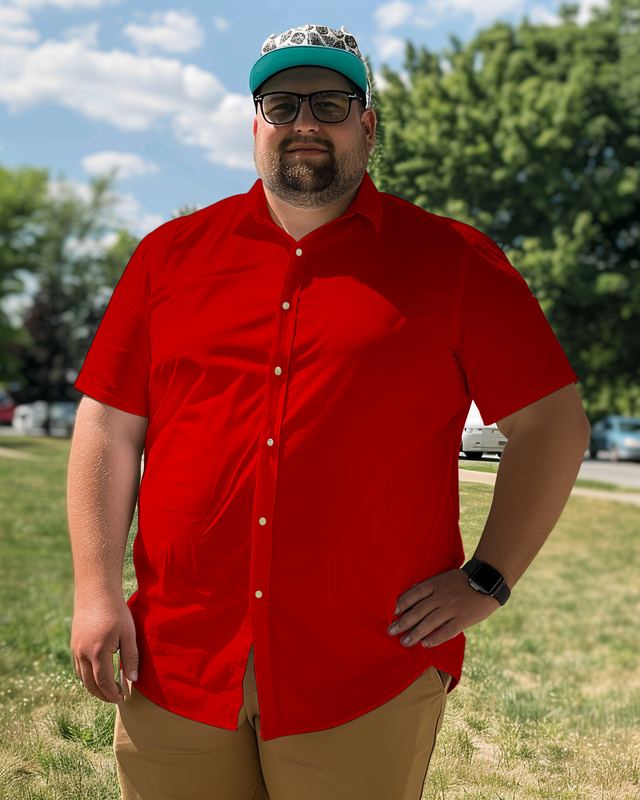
461,558,511,606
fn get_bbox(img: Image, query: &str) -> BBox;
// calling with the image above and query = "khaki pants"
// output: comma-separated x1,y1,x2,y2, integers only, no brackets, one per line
114,644,451,800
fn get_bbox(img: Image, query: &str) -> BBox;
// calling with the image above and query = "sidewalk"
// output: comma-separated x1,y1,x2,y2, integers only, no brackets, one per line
459,468,640,507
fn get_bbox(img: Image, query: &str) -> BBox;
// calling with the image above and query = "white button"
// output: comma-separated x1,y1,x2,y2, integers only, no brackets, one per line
267,438,274,446
274,366,282,375
282,301,290,310
259,517,266,525
255,590,263,598
296,248,302,256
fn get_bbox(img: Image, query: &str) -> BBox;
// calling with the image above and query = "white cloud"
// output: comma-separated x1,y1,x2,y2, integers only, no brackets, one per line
123,9,205,55
421,0,526,27
81,151,161,180
440,57,452,75
527,0,608,28
213,15,230,32
372,70,389,91
408,0,608,30
47,177,164,237
373,69,411,90
374,34,406,61
0,6,39,45
576,0,609,26
171,92,256,170
527,5,561,25
0,37,255,169
61,21,100,47
6,0,119,10
0,40,226,128
374,0,415,30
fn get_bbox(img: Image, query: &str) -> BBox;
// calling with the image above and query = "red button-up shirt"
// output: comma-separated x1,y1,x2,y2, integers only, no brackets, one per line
74,171,578,740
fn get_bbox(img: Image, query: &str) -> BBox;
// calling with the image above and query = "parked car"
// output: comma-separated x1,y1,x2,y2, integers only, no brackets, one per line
11,400,79,438
588,415,640,462
0,387,17,424
11,401,49,434
460,400,507,460
48,401,79,437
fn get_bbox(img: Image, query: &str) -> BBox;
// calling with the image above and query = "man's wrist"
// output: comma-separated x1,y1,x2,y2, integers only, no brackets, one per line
462,558,511,606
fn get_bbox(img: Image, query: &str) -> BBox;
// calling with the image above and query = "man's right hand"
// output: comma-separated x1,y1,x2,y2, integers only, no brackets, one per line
70,594,139,705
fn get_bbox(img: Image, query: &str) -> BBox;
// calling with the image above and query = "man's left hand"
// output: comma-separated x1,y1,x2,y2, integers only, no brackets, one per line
388,568,501,648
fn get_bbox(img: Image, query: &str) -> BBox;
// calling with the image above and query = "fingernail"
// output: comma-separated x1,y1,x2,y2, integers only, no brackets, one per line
130,671,138,681
394,606,401,615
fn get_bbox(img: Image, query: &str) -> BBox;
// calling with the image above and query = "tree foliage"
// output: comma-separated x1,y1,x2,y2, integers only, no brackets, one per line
1,1,639,421
369,0,640,419
0,168,141,404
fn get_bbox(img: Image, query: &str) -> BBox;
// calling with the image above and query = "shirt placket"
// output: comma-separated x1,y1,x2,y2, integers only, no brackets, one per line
250,241,309,735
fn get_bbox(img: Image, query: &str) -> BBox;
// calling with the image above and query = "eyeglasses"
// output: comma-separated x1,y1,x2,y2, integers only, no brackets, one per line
253,90,365,126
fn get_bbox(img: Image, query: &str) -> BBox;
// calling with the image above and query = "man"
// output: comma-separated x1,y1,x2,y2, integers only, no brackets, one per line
68,23,590,800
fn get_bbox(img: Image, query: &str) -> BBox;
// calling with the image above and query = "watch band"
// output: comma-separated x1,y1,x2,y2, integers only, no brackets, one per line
461,558,511,606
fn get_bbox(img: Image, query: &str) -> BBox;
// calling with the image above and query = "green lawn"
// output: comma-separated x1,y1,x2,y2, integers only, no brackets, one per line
0,435,638,799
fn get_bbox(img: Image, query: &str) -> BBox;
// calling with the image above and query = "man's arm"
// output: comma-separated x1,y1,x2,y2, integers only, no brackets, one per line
67,396,148,598
67,396,148,706
473,383,591,589
389,384,589,648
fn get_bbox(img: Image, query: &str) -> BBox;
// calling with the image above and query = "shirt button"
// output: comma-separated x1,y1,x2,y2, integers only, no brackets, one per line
267,438,274,446
255,590,263,598
296,248,302,256
259,517,266,525
282,301,290,310
274,366,282,375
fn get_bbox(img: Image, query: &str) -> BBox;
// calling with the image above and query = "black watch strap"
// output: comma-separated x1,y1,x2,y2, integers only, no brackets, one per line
461,558,511,606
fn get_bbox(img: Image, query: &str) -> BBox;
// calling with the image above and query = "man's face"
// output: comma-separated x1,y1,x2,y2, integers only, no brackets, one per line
252,66,376,209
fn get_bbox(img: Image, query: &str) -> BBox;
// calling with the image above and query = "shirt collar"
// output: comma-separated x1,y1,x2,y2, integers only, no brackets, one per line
230,171,382,237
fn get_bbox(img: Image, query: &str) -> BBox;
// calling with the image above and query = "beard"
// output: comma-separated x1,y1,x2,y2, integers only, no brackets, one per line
253,135,370,209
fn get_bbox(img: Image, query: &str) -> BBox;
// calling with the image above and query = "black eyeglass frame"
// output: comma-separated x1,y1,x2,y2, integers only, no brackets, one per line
253,90,366,125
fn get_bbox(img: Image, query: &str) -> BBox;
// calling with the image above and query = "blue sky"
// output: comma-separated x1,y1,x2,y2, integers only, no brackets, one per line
0,0,606,321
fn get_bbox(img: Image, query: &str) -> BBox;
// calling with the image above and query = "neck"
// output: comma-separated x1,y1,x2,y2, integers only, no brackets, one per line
263,184,360,242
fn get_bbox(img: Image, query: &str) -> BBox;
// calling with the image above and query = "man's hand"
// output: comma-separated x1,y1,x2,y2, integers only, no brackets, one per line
388,568,501,648
71,593,139,705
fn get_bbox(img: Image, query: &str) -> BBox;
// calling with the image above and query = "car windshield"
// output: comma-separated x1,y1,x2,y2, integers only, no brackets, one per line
619,421,640,433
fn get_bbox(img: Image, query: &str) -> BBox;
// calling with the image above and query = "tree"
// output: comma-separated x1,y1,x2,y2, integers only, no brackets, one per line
0,166,142,405
369,0,640,419
0,164,50,383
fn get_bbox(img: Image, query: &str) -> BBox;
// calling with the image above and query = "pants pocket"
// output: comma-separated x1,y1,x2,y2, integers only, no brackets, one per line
435,668,452,693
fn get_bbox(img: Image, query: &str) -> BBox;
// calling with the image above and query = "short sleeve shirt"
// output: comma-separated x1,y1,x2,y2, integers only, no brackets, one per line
74,171,578,740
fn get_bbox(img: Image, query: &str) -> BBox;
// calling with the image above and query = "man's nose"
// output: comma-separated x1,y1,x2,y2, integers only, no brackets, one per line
293,98,320,131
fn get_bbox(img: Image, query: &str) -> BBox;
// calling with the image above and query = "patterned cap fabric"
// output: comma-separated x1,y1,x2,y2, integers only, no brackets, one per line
250,24,372,109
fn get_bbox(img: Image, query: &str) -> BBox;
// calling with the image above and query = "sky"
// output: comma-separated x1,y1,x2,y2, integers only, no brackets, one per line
0,0,607,323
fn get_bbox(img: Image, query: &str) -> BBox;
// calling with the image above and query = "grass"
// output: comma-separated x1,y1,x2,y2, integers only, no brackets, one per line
0,435,639,799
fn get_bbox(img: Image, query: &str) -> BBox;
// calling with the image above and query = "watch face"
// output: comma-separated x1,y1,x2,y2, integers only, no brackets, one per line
471,562,503,594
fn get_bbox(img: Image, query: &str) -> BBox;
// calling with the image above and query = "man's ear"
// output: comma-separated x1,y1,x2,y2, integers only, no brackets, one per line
253,117,258,136
362,108,376,145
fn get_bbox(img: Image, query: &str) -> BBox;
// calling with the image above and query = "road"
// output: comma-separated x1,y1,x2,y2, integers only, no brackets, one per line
460,450,640,489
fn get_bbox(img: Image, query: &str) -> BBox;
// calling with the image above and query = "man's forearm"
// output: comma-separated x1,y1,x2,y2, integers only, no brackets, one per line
471,420,590,591
67,425,142,600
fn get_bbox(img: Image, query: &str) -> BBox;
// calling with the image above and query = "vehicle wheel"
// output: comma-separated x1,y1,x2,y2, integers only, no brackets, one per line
589,447,598,459
463,452,483,460
610,445,619,462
